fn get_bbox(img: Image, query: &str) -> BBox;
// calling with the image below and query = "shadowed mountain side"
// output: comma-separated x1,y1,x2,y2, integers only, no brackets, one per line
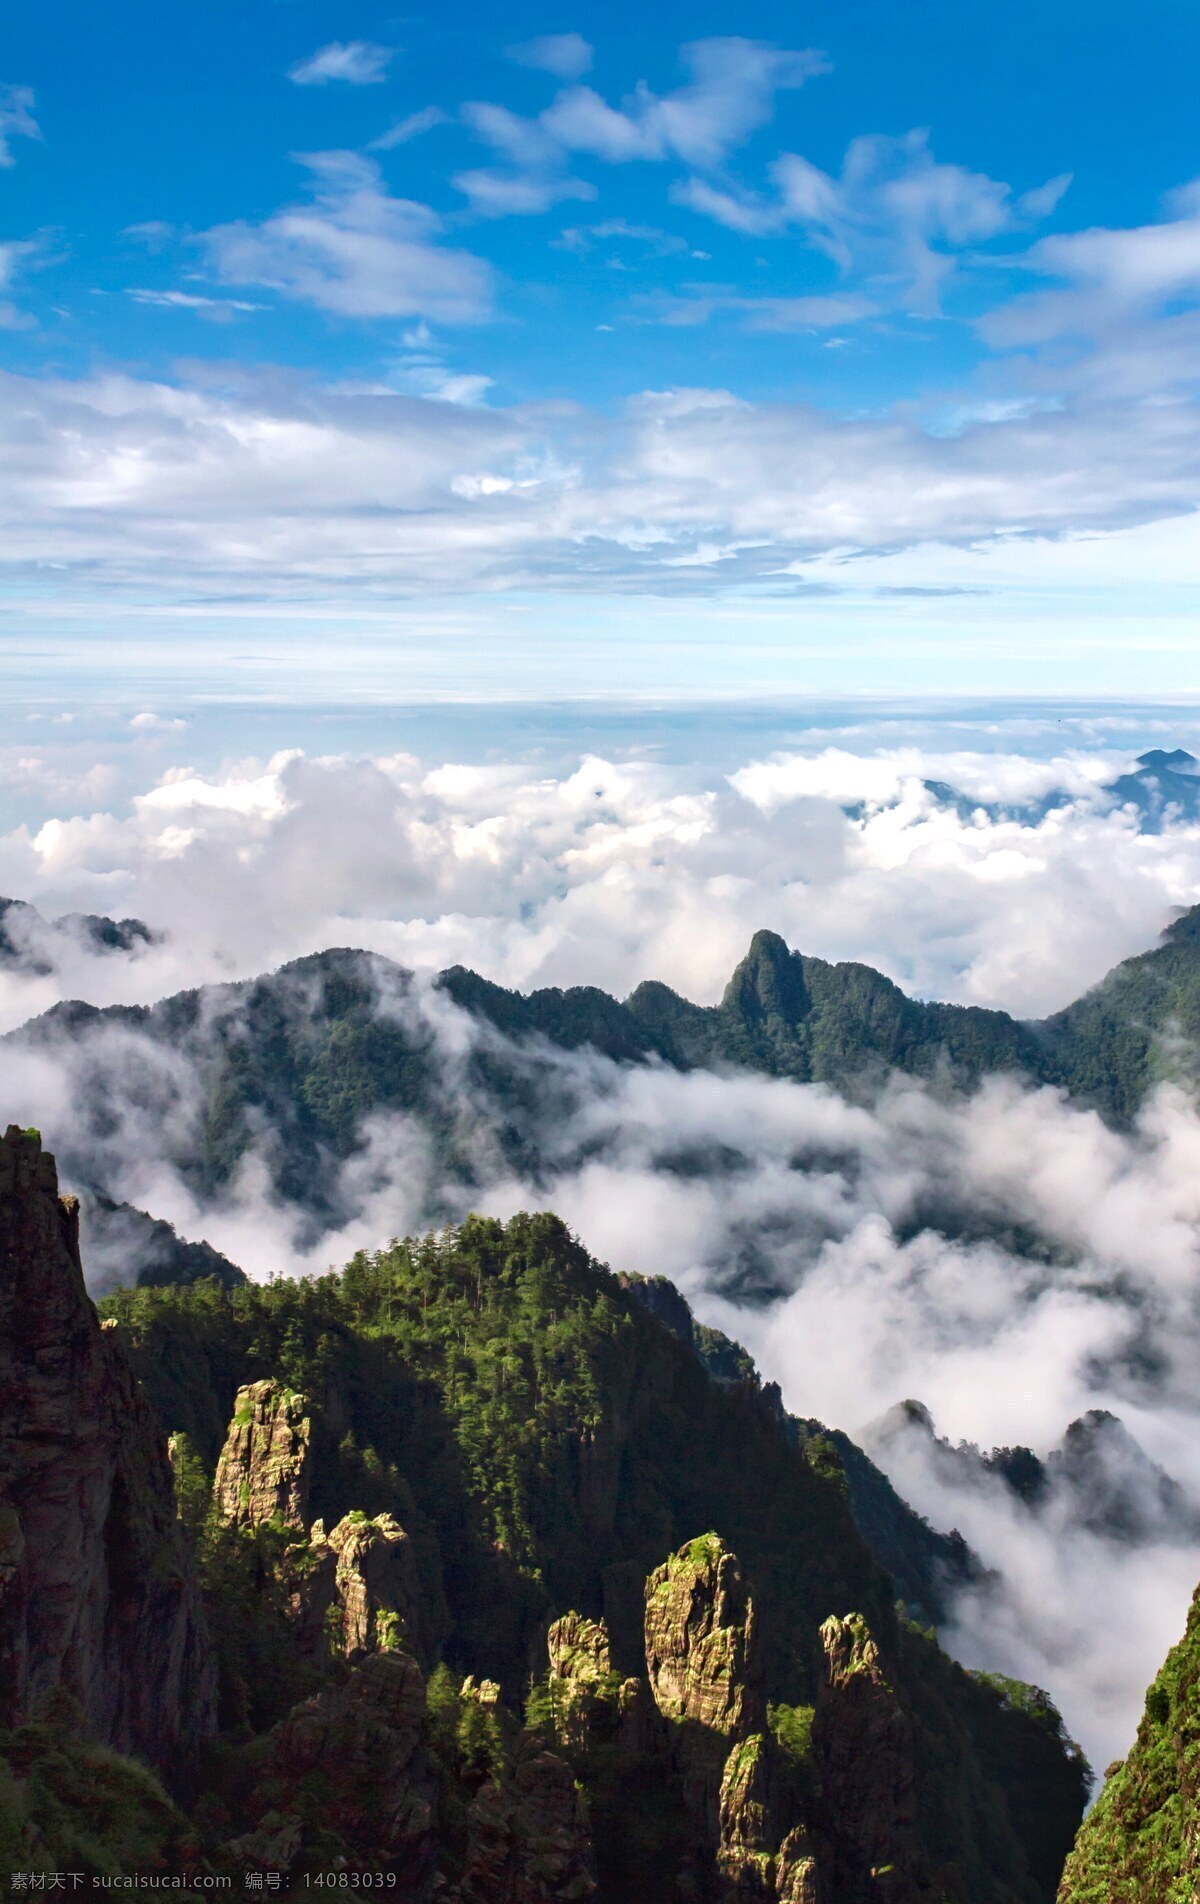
618,1273,984,1629
80,1192,247,1295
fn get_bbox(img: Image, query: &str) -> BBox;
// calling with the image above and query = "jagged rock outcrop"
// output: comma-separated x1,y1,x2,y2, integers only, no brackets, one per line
773,1829,821,1904
327,1511,421,1659
717,1733,776,1898
211,1378,435,1674
0,1124,215,1773
645,1534,765,1845
813,1613,918,1904
546,1611,652,1755
213,1379,314,1529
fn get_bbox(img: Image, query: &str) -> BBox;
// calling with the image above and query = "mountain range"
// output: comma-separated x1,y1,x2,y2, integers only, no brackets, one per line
8,900,1200,1255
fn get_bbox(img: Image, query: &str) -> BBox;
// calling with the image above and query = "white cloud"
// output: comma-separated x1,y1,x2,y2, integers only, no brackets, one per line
368,106,447,152
545,38,828,169
460,38,826,219
452,168,596,217
203,151,492,322
288,41,394,87
127,288,263,321
1,267,1200,599
0,84,40,167
978,187,1200,401
678,129,1065,315
3,736,1200,1035
506,33,594,80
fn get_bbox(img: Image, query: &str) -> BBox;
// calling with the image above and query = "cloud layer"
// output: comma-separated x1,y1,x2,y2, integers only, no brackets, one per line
0,358,1197,600
3,733,1199,1033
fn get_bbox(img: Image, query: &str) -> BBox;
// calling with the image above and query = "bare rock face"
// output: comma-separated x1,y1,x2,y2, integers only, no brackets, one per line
327,1511,421,1660
213,1379,314,1530
814,1613,918,1904
0,1125,215,1773
545,1611,651,1756
645,1534,764,1842
774,1828,822,1904
453,1738,598,1904
717,1733,776,1899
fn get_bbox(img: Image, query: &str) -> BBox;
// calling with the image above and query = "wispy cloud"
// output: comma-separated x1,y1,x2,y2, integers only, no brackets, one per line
459,38,827,218
979,182,1200,399
202,151,492,322
452,168,596,217
127,288,263,321
506,33,593,81
0,84,40,167
367,106,447,152
675,129,1067,314
288,41,394,87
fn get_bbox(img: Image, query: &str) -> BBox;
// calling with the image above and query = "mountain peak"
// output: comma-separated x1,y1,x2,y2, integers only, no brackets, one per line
1135,748,1198,774
721,929,810,1025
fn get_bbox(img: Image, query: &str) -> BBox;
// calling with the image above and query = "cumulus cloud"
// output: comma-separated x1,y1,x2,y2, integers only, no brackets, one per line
5,735,1200,1044
288,41,394,87
203,151,492,322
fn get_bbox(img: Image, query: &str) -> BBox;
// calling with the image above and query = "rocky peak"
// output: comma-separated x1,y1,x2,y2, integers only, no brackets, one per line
645,1534,765,1852
213,1379,314,1530
547,1610,613,1682
545,1611,650,1755
814,1612,918,1902
721,931,811,1029
326,1511,421,1660
0,1123,214,1774
645,1533,764,1744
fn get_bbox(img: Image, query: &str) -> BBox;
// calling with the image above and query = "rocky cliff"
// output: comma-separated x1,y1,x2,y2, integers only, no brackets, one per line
0,1124,215,1774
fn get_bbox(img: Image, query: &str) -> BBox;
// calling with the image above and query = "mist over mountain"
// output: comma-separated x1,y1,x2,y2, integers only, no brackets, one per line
0,894,155,975
8,885,1200,1778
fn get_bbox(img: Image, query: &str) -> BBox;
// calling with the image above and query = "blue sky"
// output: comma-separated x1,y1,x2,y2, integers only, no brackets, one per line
3,0,1200,700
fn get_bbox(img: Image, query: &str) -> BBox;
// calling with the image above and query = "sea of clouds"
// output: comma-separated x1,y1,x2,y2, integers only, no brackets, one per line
6,718,1200,1775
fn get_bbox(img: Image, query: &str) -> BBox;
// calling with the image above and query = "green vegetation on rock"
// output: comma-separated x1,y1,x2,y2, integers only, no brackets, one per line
1057,1583,1200,1903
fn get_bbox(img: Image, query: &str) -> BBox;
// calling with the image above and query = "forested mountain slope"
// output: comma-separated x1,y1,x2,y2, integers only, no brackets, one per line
1057,1579,1200,1902
0,1125,1089,1899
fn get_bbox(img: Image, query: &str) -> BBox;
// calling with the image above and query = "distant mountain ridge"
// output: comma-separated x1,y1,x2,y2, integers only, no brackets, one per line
0,893,156,974
9,903,1200,1241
